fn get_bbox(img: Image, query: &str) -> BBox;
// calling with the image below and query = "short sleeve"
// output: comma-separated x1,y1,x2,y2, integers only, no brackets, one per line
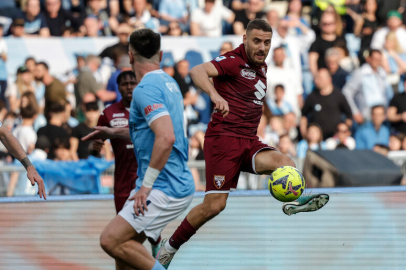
97,110,109,127
309,39,319,53
210,56,240,77
40,13,48,28
133,86,169,126
191,9,201,23
389,95,399,108
301,95,313,116
220,6,233,20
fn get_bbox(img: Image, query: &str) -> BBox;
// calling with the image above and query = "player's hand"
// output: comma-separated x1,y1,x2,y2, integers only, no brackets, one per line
129,185,151,216
210,92,229,118
82,126,116,141
93,139,104,152
402,112,406,122
27,166,46,200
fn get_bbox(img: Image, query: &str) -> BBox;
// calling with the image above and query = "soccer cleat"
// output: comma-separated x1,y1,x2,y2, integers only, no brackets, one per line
282,193,329,216
156,238,175,269
151,243,161,259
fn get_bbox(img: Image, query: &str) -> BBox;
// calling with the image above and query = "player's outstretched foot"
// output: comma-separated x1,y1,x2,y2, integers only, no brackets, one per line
156,238,175,269
282,194,329,216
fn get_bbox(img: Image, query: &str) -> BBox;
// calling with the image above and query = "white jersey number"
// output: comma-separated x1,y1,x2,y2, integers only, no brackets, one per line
254,80,266,100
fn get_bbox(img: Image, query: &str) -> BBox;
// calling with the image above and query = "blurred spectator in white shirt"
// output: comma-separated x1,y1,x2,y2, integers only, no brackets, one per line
129,0,160,32
191,0,234,37
266,9,279,29
371,10,406,52
278,133,296,158
325,122,356,150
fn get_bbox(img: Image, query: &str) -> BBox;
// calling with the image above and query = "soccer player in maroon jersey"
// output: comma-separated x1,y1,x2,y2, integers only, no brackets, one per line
91,70,162,261
157,19,329,268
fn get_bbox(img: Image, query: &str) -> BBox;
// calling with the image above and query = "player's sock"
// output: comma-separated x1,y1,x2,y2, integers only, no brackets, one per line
167,217,197,251
151,260,165,270
148,235,162,246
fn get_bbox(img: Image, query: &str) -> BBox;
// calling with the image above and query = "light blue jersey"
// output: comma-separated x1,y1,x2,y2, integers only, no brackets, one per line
129,69,195,198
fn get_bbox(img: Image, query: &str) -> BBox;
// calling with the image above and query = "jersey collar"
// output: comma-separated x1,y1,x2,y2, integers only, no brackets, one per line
142,69,165,81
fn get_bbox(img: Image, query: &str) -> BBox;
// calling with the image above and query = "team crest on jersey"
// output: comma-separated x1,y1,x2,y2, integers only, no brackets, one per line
261,67,266,75
110,118,128,127
245,63,250,67
240,68,256,80
215,56,226,62
214,175,225,189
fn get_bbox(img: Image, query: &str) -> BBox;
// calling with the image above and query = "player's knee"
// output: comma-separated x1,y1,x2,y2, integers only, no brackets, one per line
206,200,227,218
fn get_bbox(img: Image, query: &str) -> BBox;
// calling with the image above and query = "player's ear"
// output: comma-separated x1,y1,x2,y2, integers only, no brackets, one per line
129,51,134,65
243,34,247,45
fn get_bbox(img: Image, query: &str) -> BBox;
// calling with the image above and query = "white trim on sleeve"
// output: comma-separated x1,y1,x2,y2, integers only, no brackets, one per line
147,111,170,126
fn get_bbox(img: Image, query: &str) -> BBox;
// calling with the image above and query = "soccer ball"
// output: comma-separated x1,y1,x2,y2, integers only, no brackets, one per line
268,166,305,202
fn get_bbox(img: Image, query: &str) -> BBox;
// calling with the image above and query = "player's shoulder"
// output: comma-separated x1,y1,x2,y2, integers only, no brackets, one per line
102,102,123,116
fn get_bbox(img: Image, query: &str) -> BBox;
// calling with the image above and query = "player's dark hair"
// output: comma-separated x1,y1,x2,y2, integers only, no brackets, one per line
274,84,285,91
37,61,49,70
35,136,51,152
117,70,136,85
21,105,37,119
129,29,161,59
246,19,273,36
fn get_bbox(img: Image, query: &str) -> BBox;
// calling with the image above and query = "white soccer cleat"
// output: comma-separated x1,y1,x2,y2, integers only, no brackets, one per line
282,193,329,216
156,238,176,269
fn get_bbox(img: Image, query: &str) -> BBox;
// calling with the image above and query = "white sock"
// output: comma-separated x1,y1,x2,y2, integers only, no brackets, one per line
164,240,178,254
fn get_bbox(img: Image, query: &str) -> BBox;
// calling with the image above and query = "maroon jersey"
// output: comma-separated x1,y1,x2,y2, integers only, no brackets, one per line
97,102,137,197
207,43,268,139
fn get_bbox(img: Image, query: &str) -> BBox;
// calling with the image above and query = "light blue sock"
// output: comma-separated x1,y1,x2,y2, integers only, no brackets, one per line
151,260,165,270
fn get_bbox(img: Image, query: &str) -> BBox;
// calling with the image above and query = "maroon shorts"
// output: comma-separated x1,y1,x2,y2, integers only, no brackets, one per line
204,136,276,193
114,195,129,214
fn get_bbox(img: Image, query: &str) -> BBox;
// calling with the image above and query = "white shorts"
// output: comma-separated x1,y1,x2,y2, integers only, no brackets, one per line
119,189,194,241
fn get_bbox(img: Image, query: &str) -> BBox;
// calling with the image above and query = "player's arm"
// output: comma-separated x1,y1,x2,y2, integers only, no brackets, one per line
0,126,46,199
190,62,229,117
82,127,131,142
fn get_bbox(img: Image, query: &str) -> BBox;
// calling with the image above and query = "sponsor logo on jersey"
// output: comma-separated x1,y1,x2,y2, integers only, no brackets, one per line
230,56,235,58
144,103,163,116
126,144,134,149
261,67,266,75
214,175,225,189
240,68,256,80
113,113,125,117
253,100,263,105
110,118,128,127
215,56,226,62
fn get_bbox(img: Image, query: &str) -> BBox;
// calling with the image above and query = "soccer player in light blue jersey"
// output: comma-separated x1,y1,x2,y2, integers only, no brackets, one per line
83,29,194,270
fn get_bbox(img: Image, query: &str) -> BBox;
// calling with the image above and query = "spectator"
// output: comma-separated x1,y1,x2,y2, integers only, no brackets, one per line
373,144,390,156
333,39,359,72
403,136,406,150
233,0,265,35
278,133,296,158
269,116,286,146
387,85,406,135
376,0,402,27
10,18,26,37
189,130,205,191
326,122,356,150
297,123,327,159
266,46,303,118
219,41,234,55
43,0,77,36
371,11,406,52
162,57,175,77
70,101,99,160
159,0,189,32
355,105,390,149
301,69,352,139
283,112,299,141
343,49,393,124
351,0,378,63
21,0,50,37
53,138,72,161
382,31,406,94
309,12,346,76
99,23,132,60
190,0,234,37
37,102,70,160
35,62,67,117
285,0,312,37
116,0,134,24
25,57,36,74
74,55,116,106
6,66,35,113
129,0,159,32
12,103,37,154
105,54,131,105
325,47,349,91
389,134,403,151
231,0,249,11
85,0,112,36
166,21,183,36
266,9,279,29
267,84,293,116
83,16,100,37
0,24,7,103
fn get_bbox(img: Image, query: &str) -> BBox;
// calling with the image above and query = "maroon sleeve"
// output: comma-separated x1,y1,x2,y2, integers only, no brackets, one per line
97,110,109,127
210,55,240,77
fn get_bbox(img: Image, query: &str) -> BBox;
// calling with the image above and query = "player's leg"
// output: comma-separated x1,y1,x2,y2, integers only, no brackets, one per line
253,147,329,215
100,215,162,270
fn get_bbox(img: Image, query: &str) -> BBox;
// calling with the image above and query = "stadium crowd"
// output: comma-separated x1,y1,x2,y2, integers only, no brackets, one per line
1,0,406,193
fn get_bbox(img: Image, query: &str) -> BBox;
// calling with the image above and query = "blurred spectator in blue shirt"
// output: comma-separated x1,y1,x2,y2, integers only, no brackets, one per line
0,25,7,104
159,0,189,32
129,0,160,32
355,105,390,149
105,54,131,105
297,123,327,159
267,84,293,116
22,0,50,37
85,0,112,36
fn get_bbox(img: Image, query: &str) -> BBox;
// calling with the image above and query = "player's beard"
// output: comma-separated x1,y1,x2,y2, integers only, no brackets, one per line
247,46,266,66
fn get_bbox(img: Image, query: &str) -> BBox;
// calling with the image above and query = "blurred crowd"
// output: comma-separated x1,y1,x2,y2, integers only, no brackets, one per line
1,0,406,191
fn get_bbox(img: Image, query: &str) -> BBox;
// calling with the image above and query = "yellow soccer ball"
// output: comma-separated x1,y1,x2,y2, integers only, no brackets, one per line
268,166,305,202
